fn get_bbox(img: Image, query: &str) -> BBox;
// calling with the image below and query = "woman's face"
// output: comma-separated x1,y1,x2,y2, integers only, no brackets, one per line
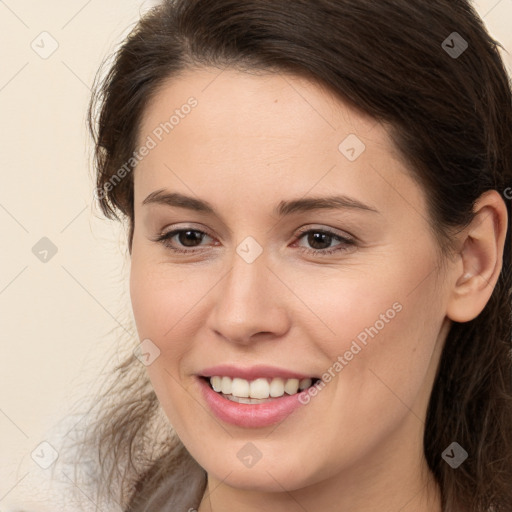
130,67,453,493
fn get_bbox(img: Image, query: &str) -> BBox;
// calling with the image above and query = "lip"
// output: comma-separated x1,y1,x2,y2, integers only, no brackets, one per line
198,376,307,428
198,364,315,381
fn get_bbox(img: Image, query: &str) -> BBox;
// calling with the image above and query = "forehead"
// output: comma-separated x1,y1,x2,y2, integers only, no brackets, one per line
139,67,380,148
134,67,426,222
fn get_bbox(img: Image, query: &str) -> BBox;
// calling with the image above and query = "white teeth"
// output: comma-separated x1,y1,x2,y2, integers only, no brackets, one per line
231,378,249,398
211,376,222,392
269,377,285,397
299,378,312,391
208,375,314,399
284,378,299,395
221,376,232,395
250,378,270,399
224,394,274,404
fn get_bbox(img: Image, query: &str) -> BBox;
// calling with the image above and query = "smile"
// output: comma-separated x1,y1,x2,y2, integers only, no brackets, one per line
207,376,318,402
196,366,322,427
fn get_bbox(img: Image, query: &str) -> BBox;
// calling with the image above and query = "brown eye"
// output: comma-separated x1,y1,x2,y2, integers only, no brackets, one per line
156,229,213,253
294,228,356,256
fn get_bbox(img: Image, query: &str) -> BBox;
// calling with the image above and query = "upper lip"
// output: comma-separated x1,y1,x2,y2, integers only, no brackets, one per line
198,364,316,381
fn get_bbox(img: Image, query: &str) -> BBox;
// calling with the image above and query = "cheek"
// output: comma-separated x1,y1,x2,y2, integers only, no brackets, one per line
129,258,198,431
294,241,442,384
129,251,212,389
129,249,198,340
314,257,444,420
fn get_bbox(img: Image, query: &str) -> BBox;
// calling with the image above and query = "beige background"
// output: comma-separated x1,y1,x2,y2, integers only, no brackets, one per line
0,0,511,509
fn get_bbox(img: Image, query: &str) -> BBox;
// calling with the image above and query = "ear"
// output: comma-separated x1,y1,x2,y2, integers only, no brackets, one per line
446,190,508,323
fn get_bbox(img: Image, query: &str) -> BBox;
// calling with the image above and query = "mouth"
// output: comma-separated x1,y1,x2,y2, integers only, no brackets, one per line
200,375,321,404
196,364,323,427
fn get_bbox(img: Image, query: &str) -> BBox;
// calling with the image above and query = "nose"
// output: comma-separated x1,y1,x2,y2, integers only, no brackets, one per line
206,250,291,346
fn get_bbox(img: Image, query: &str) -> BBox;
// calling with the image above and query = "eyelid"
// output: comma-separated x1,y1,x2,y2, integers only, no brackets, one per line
158,222,216,239
291,225,358,256
294,224,356,242
156,223,355,244
153,223,358,257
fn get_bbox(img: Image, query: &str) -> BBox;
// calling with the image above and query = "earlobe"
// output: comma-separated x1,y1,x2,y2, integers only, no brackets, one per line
446,190,508,323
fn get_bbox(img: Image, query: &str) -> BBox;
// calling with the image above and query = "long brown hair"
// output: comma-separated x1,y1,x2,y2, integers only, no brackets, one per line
75,1,512,510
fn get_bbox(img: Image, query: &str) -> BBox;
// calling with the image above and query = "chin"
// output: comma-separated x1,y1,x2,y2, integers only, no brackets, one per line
216,466,304,492
202,452,323,493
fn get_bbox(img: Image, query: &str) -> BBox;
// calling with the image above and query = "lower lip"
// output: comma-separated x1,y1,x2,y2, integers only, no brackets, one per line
198,377,306,428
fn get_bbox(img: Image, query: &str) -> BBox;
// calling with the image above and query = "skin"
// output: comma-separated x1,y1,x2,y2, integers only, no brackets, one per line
129,67,508,512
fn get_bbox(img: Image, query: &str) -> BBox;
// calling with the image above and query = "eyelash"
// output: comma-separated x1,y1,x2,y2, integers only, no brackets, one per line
154,226,356,256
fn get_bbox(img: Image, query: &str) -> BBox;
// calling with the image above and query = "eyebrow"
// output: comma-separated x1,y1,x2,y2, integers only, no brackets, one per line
142,189,379,216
